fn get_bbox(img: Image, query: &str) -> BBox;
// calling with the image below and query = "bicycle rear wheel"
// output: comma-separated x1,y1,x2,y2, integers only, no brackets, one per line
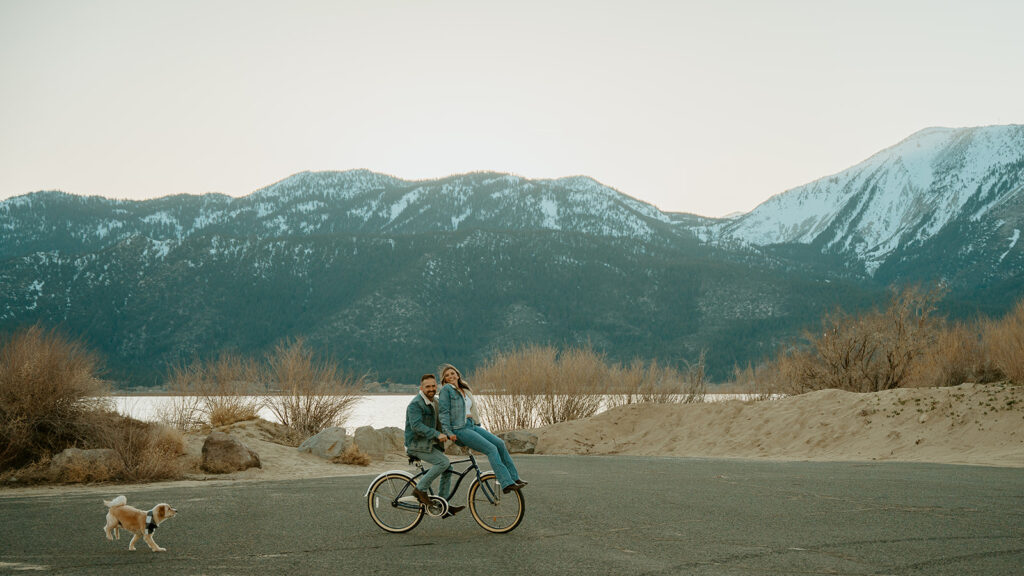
367,473,424,533
468,473,525,533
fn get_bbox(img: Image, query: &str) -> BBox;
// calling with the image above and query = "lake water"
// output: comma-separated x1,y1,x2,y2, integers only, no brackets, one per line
112,394,752,429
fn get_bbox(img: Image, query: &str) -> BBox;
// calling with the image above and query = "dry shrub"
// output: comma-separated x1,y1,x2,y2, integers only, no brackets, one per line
263,338,363,439
162,354,262,429
473,344,607,432
334,444,371,466
0,457,57,484
103,416,186,482
158,367,206,431
541,346,608,426
727,362,783,400
473,344,706,431
779,285,944,394
606,354,707,409
908,321,1003,387
0,325,110,470
982,299,1024,385
983,299,1024,384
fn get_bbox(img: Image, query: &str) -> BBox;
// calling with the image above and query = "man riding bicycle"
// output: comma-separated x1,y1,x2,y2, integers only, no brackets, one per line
404,374,464,518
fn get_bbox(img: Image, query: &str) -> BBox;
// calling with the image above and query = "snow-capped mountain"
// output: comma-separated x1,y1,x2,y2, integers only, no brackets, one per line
711,125,1024,277
0,171,677,261
2,126,1022,387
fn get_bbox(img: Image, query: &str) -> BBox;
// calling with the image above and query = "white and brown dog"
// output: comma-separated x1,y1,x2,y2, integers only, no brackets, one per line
103,495,177,552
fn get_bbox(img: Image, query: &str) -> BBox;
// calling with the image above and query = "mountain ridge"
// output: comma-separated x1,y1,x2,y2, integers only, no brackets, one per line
1,125,1022,386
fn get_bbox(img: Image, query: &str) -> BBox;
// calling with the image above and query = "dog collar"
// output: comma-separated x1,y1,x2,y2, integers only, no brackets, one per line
145,509,158,534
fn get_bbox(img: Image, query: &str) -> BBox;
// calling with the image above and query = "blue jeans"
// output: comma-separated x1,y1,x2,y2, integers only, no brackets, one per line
408,447,452,500
453,419,519,489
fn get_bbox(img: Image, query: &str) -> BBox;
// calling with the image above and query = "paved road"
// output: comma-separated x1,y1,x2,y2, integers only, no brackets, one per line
1,456,1021,575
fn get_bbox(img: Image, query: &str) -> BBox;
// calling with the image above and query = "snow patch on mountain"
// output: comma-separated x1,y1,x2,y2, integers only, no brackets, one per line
999,229,1020,264
719,125,1024,273
389,188,424,223
539,197,560,229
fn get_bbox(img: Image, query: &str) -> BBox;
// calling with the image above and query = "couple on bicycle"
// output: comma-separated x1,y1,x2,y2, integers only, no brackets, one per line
404,363,527,518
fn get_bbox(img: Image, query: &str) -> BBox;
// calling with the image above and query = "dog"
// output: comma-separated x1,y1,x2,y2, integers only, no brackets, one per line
103,495,177,552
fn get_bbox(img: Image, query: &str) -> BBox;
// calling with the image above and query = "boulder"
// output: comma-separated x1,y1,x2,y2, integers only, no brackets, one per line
50,448,125,480
498,430,538,454
353,426,404,457
201,431,261,473
297,427,351,460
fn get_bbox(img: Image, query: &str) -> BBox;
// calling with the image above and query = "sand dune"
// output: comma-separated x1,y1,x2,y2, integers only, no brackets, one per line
534,383,1024,467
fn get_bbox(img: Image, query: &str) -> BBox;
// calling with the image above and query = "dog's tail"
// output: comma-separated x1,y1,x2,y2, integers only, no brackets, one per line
104,495,127,508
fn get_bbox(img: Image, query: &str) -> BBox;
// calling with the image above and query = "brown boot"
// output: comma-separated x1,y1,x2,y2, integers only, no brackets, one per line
442,505,465,518
412,488,431,506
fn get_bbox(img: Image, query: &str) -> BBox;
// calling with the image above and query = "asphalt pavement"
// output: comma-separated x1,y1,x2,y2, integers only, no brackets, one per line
1,455,1021,575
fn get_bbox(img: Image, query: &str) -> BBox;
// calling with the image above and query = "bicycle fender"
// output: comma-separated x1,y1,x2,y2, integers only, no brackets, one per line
364,470,414,497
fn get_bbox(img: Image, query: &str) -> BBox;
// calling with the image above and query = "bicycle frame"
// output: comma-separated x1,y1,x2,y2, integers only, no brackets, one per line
410,454,501,504
363,453,500,509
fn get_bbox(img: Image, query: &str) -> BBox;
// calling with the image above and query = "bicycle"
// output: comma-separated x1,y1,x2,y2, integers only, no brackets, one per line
365,452,525,534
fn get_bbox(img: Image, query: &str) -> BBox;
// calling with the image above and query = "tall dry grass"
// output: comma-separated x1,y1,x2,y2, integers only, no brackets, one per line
473,344,706,432
472,345,605,432
984,299,1024,384
262,339,364,440
727,362,783,400
605,354,707,408
907,320,1002,388
160,353,263,429
0,325,110,469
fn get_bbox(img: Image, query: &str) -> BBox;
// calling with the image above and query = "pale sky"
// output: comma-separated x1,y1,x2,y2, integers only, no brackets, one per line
1,0,1022,217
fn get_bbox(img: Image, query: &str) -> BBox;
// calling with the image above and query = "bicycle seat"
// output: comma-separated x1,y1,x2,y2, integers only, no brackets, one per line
407,453,421,464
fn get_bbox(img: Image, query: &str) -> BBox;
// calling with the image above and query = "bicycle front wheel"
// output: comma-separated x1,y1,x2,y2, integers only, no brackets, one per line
468,473,525,533
367,473,424,533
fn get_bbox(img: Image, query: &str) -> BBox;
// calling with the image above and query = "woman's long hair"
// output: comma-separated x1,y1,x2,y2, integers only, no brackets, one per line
438,363,471,391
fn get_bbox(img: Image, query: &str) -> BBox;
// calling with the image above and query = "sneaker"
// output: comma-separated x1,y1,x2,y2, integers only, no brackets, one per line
442,505,465,518
412,488,431,506
515,480,528,488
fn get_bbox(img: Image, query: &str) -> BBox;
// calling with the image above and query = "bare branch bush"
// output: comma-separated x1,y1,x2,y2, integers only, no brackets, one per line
0,325,110,470
728,361,783,401
984,298,1024,384
605,354,706,408
160,354,262,428
681,351,708,403
262,338,364,440
474,344,707,431
908,320,1003,387
779,285,945,393
473,344,608,431
101,415,187,481
157,363,206,431
540,346,608,426
473,345,556,432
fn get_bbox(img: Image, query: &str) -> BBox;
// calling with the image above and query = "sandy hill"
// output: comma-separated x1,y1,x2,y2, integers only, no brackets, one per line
534,383,1023,467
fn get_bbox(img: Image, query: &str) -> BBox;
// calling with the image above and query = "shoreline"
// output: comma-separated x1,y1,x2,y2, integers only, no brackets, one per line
3,383,1020,498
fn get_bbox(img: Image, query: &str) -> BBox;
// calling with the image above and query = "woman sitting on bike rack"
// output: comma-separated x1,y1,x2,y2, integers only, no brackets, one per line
437,363,527,495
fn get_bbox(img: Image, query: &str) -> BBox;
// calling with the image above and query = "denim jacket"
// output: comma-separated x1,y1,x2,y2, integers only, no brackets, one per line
404,394,442,453
438,383,471,436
